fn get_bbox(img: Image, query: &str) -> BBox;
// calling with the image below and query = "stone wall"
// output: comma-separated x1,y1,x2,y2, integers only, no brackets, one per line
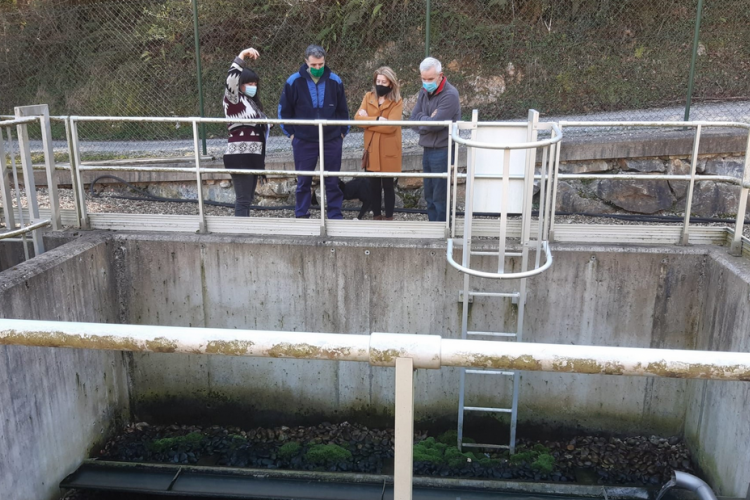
555,155,748,217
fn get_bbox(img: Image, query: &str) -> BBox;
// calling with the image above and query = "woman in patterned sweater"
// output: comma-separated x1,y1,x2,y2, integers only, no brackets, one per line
223,47,270,216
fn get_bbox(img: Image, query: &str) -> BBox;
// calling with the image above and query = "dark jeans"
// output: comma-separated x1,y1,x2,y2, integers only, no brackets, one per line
422,147,449,222
223,153,265,217
292,136,344,219
370,177,395,218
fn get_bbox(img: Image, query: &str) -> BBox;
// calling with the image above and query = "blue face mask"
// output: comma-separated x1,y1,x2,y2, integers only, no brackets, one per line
243,86,257,98
422,81,438,93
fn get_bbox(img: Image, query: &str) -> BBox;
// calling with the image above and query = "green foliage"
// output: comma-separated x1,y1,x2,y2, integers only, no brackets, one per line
278,441,301,460
305,444,352,465
3,0,749,141
150,431,204,453
413,437,448,464
509,445,556,474
413,437,498,468
531,453,556,473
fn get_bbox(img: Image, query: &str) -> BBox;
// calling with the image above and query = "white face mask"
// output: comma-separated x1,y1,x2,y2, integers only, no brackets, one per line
243,86,257,98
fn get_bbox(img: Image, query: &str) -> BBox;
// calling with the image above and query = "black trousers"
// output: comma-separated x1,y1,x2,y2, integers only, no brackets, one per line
223,153,265,217
370,177,395,218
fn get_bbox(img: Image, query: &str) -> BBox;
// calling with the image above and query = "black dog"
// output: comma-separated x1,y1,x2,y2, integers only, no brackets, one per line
339,178,372,219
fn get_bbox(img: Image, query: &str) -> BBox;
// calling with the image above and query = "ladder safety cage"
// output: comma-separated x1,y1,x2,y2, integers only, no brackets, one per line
448,110,562,454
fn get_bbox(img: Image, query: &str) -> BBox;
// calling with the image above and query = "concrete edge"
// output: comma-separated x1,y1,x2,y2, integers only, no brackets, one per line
82,459,652,499
0,232,110,289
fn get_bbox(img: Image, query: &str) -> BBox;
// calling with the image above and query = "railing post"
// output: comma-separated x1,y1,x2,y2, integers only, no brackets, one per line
394,357,414,500
14,105,61,230
192,120,207,233
14,111,44,255
445,122,452,237
318,123,327,236
6,126,30,259
70,118,89,229
0,127,16,232
548,126,562,242
65,117,84,229
38,108,61,230
682,125,702,245
729,129,750,256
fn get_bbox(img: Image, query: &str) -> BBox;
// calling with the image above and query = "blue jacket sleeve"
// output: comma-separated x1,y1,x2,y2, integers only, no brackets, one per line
278,81,295,138
336,81,350,137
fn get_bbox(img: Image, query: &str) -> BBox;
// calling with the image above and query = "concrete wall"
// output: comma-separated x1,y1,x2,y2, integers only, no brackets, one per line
0,233,130,500
119,234,705,438
3,230,748,497
685,252,750,497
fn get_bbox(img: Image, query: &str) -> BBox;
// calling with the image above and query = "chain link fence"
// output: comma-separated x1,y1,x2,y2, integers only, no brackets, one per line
2,0,750,154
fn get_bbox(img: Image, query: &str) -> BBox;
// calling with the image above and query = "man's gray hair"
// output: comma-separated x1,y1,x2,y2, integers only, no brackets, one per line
305,45,327,60
419,57,442,73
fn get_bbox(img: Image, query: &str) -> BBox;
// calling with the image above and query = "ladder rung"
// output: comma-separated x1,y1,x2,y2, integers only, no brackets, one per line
467,331,517,338
464,406,513,413
466,369,515,376
461,443,510,450
470,251,522,257
465,291,520,298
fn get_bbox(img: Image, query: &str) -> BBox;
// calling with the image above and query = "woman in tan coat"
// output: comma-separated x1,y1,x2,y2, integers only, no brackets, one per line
355,66,403,220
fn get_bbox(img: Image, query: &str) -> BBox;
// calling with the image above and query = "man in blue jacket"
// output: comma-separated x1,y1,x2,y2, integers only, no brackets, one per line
278,45,350,219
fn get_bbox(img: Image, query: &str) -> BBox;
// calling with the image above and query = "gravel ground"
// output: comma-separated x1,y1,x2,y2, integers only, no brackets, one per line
88,421,694,486
2,187,749,239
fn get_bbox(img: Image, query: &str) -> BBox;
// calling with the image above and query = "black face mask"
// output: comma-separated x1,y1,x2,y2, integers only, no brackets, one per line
375,84,391,97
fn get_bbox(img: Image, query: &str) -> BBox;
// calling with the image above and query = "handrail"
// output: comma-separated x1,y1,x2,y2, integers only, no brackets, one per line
446,239,553,279
450,122,563,150
69,115,452,128
0,219,51,240
0,116,38,127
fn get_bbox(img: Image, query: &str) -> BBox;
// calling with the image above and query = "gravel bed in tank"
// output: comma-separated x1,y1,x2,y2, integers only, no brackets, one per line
96,421,696,486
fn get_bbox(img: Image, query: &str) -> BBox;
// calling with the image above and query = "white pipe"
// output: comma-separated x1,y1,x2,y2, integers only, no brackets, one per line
1,320,749,381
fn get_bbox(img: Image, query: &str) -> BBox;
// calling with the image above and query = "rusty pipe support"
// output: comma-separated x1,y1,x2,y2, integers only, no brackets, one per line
1,320,750,381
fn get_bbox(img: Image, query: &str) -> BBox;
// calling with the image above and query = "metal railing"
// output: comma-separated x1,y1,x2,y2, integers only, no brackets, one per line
66,115,455,238
1,111,56,258
1,318,749,499
2,111,750,258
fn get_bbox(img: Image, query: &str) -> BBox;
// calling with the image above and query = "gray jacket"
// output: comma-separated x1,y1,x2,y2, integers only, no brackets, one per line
410,79,461,149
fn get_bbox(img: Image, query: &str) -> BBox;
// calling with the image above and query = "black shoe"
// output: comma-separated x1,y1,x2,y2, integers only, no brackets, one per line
296,214,311,219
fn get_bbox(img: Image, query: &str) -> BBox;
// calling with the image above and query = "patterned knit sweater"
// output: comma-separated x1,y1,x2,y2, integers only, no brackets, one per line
223,57,268,156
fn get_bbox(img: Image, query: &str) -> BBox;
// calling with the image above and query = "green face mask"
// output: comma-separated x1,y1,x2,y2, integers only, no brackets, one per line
309,66,325,78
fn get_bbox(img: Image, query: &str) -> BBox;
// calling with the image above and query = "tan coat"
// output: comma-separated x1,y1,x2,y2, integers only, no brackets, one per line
354,92,404,173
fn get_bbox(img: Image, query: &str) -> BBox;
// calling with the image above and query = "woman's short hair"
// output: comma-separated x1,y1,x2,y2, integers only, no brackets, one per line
373,66,401,102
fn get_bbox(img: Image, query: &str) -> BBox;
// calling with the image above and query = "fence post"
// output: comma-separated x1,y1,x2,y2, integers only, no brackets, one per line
191,0,207,156
684,0,704,121
425,0,431,58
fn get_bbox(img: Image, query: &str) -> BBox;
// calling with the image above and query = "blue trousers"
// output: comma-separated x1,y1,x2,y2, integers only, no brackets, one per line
293,137,344,219
422,147,449,222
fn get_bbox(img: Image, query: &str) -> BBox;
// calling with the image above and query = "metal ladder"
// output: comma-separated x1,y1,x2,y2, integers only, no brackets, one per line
447,110,559,454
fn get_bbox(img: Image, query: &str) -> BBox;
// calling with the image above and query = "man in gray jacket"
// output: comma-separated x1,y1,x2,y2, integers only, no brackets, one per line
410,57,461,222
